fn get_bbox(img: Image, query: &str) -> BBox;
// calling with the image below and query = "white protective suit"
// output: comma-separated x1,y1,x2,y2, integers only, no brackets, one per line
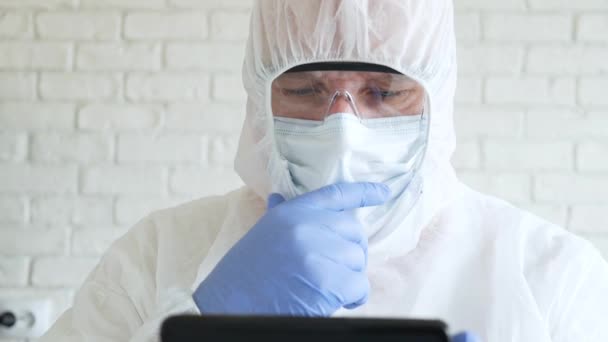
41,1,608,341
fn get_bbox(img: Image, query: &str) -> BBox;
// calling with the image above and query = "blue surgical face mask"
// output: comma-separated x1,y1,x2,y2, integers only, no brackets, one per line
272,112,427,238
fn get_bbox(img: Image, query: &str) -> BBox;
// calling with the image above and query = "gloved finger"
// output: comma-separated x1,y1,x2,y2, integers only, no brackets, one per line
267,193,286,210
295,182,391,211
307,256,369,308
319,211,367,251
338,270,370,309
344,290,368,309
304,231,366,272
451,332,481,342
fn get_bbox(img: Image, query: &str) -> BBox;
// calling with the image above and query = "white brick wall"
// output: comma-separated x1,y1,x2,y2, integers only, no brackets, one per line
450,2,608,272
36,11,121,40
125,12,208,39
0,0,607,338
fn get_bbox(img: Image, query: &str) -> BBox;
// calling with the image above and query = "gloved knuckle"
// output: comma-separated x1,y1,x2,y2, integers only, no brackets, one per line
363,277,371,293
355,246,367,270
349,222,365,243
360,182,374,206
355,276,370,302
323,183,342,201
342,215,365,244
364,278,371,296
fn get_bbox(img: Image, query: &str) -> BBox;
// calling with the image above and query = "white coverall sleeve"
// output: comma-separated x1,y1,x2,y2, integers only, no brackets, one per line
39,216,201,342
551,245,608,342
40,283,199,342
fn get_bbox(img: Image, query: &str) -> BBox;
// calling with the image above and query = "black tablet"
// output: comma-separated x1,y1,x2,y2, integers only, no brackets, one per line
161,315,449,342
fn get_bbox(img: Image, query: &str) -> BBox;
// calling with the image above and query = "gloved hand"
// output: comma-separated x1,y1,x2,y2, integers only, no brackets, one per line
452,332,481,342
193,182,391,316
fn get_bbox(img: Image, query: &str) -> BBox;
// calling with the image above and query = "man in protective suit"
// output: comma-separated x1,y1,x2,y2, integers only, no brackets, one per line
41,1,608,341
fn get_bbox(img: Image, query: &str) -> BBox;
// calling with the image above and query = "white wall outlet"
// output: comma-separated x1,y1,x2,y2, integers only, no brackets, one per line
0,298,52,339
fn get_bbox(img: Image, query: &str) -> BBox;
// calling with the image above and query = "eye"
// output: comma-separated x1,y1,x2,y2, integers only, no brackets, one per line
385,90,409,98
369,88,408,99
282,88,318,97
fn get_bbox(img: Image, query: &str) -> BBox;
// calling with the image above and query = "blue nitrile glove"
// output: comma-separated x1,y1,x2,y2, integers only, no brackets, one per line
452,332,481,342
193,182,391,316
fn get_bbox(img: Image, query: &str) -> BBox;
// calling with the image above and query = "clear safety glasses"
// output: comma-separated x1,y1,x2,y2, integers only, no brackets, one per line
271,64,427,121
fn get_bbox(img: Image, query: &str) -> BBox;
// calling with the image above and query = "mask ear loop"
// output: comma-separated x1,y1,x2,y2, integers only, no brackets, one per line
323,90,363,122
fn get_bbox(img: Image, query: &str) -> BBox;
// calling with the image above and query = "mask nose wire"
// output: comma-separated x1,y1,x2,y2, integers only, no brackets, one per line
324,90,362,121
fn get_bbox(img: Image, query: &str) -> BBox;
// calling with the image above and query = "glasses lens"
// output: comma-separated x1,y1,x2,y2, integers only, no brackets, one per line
271,70,425,121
